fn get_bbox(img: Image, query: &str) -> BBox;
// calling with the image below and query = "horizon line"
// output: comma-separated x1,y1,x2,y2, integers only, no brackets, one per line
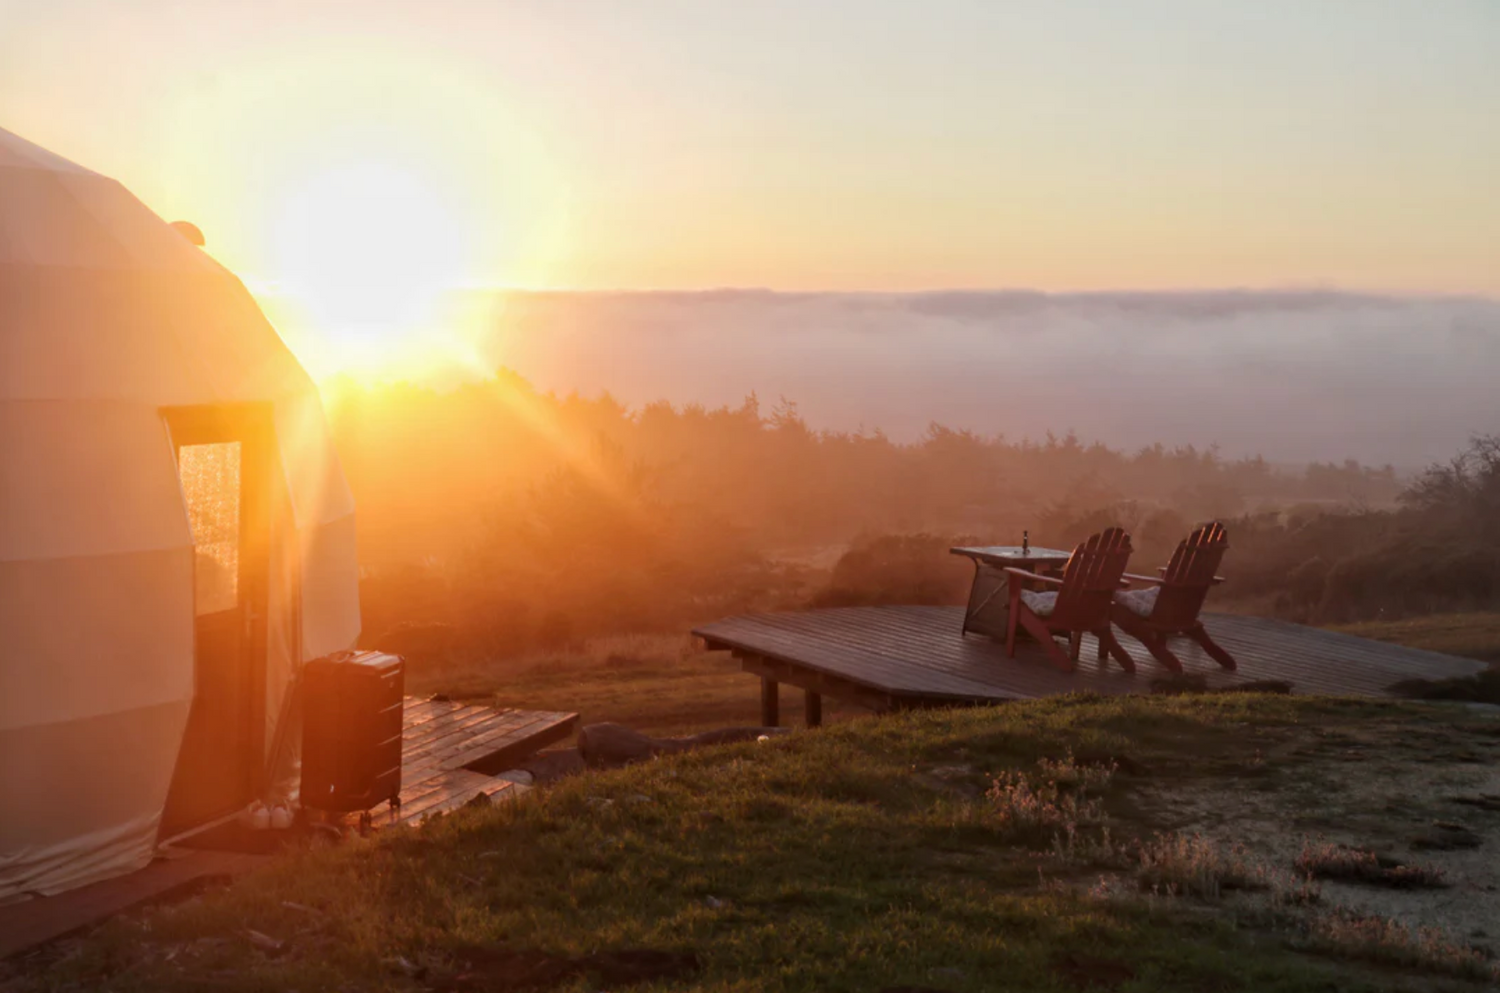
244,279,1500,303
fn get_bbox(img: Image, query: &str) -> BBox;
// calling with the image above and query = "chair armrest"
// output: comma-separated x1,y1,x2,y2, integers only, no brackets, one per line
1001,567,1064,586
1127,572,1228,585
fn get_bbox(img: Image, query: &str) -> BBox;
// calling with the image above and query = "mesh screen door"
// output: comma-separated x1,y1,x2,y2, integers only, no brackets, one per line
179,441,242,614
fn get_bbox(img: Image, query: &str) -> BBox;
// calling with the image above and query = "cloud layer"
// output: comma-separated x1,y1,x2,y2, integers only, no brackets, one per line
478,290,1500,468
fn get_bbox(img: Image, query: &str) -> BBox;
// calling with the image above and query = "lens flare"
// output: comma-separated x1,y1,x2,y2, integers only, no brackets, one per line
268,160,470,375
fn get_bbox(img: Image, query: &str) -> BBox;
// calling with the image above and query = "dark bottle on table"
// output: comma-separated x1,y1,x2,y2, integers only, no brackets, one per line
1022,530,1029,555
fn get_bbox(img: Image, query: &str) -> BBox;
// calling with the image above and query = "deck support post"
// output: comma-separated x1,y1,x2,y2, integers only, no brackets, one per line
760,677,779,727
804,689,822,728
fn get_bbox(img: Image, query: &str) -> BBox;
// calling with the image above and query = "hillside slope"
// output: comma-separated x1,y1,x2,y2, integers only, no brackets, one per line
7,695,1499,992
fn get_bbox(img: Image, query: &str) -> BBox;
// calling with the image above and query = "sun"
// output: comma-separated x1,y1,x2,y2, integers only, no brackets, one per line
268,160,472,376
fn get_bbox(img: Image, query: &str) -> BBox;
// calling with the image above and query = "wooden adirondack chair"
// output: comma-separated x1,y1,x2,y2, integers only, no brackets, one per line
1110,521,1237,673
1004,527,1136,674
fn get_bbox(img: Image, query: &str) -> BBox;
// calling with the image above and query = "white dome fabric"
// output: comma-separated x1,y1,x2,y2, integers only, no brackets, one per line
0,127,360,899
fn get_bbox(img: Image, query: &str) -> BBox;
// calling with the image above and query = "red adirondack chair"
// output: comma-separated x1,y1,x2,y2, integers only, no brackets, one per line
1004,527,1136,674
1110,521,1237,673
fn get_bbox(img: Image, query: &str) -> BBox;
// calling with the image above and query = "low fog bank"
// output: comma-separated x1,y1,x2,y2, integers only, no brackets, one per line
478,289,1500,469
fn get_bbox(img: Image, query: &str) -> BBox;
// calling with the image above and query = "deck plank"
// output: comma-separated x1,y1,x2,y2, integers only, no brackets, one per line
693,607,1485,709
393,701,574,823
401,705,508,752
402,711,575,779
440,712,576,773
387,770,519,825
0,851,267,960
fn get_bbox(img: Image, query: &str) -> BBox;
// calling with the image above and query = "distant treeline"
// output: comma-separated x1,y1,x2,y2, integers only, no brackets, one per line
812,435,1499,629
322,372,1486,665
1229,434,1499,623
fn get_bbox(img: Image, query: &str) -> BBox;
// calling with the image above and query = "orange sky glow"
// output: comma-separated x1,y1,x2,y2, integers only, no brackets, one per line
4,1,1497,378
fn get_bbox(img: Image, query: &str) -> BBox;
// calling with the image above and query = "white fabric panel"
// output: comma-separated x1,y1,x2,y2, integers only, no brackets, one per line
264,459,301,754
276,392,357,530
53,173,218,272
0,170,132,268
174,277,315,404
0,546,193,898
0,262,317,407
300,513,362,660
0,266,220,404
0,699,189,900
0,402,191,562
0,548,194,730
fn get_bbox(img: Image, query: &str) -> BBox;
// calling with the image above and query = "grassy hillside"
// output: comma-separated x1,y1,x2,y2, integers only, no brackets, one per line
406,613,1500,739
11,695,1499,992
408,634,866,737
1333,613,1500,664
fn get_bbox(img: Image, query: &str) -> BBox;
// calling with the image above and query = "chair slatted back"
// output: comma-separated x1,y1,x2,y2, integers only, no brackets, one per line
1150,522,1228,627
1052,527,1133,628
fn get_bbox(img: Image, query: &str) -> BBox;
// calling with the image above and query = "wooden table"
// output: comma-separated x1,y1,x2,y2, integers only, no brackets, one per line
950,545,1072,639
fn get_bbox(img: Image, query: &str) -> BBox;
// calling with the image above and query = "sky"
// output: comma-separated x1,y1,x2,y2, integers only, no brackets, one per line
3,0,1499,297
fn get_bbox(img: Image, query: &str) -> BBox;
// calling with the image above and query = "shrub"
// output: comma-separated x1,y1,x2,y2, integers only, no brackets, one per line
1388,669,1500,705
1284,555,1330,608
810,533,972,608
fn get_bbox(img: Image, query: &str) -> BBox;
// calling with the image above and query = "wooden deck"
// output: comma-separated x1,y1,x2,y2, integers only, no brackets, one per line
693,606,1487,720
0,699,577,959
378,698,577,827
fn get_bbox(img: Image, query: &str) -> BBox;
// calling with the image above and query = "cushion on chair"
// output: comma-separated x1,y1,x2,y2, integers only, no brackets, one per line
1019,589,1058,618
1113,586,1160,618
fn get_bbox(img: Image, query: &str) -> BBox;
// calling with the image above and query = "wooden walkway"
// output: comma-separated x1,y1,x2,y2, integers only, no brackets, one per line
0,850,268,960
378,698,577,827
0,699,577,959
693,606,1487,721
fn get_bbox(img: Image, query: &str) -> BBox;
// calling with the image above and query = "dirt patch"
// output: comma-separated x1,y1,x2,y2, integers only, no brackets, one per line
1409,822,1484,852
1452,793,1500,813
1389,669,1500,705
432,946,699,991
913,763,984,798
1073,749,1147,777
1050,951,1137,989
1130,703,1500,946
1148,674,1293,696
516,748,586,784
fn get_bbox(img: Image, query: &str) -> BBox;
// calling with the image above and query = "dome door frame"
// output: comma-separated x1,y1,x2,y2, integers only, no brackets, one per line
159,402,276,839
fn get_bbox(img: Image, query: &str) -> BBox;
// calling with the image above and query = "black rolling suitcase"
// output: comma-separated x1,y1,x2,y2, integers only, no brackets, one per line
300,650,404,823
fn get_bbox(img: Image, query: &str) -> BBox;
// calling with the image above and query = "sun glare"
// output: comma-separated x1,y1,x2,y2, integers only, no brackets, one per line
269,160,471,376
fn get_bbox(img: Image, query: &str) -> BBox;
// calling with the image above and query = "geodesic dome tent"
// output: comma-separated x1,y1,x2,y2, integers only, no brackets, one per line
0,127,360,900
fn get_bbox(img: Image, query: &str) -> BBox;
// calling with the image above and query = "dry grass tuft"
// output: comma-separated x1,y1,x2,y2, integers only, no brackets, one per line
1295,841,1447,890
1302,911,1497,982
985,752,1115,852
1136,833,1319,905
